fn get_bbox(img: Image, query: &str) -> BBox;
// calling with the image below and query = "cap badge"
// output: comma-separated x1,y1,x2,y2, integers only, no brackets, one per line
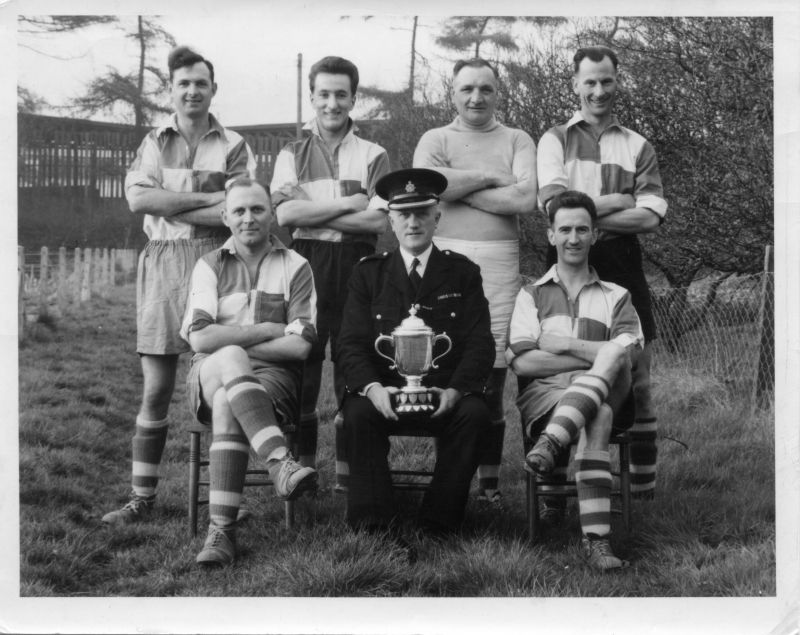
405,181,416,193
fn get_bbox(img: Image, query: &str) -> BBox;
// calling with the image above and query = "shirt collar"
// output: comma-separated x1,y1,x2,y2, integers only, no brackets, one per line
303,117,357,142
220,234,288,256
450,115,500,133
534,264,614,291
157,113,227,142
398,244,433,275
566,111,622,132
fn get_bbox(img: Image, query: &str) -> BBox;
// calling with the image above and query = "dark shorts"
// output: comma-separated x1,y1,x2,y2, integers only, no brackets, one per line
186,353,300,426
292,238,374,362
546,235,656,342
524,390,636,442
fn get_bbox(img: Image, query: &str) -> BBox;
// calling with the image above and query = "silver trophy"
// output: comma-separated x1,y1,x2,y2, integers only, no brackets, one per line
375,305,452,413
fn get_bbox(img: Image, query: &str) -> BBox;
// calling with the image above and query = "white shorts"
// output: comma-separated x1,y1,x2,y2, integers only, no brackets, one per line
434,237,521,368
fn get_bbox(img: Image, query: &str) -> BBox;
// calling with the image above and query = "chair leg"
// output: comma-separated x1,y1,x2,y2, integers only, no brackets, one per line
527,471,540,543
619,440,632,531
284,499,295,530
188,431,201,537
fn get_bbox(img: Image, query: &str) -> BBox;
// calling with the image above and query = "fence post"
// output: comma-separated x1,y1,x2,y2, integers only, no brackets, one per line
81,247,92,303
754,245,774,410
18,246,25,342
58,246,68,312
38,246,49,319
73,247,82,304
110,248,117,286
100,248,110,297
93,247,102,294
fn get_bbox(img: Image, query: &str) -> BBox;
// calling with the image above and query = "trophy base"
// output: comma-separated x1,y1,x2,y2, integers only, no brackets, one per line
393,389,437,414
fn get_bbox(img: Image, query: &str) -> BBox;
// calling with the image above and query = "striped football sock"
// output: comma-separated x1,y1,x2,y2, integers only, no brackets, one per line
629,417,658,497
209,432,250,528
224,375,286,459
575,449,612,538
131,415,168,497
543,374,610,448
477,418,506,493
297,411,318,469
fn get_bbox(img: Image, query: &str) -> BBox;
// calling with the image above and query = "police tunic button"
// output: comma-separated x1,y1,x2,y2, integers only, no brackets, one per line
445,250,450,255
383,252,388,256
450,312,456,318
376,314,382,319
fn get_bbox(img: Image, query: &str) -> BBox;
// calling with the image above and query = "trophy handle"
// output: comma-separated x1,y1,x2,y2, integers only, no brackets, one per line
374,334,397,369
430,333,452,369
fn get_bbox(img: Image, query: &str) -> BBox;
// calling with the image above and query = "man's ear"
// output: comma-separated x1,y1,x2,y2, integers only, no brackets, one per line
211,82,218,98
571,75,579,96
547,227,556,246
591,226,598,244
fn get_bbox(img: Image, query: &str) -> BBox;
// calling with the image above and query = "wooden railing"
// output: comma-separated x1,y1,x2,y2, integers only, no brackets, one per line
18,245,138,341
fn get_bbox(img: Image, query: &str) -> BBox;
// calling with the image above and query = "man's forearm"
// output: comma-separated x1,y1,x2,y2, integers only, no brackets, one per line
511,350,591,378
189,322,285,354
428,167,500,201
127,186,224,217
595,207,660,235
463,183,538,216
276,195,369,228
173,201,226,226
325,208,388,234
245,335,311,362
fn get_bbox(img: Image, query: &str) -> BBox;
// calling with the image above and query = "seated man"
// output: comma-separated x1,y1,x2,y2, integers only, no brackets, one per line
506,190,643,571
337,168,495,552
180,177,318,567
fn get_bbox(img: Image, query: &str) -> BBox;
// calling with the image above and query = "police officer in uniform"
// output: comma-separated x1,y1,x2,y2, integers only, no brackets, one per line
336,168,495,546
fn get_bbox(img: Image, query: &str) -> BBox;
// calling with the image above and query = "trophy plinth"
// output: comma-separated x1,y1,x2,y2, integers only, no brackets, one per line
375,306,452,414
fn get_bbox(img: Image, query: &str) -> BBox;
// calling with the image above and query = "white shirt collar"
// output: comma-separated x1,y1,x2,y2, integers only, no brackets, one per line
398,244,433,277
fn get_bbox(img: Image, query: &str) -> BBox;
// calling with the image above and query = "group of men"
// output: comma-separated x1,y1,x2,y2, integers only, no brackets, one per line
101,43,667,572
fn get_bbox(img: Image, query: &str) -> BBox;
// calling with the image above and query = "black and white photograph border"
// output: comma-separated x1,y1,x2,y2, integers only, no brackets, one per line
1,0,798,633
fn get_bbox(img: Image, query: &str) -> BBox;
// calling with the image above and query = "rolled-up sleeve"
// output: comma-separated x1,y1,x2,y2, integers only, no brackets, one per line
180,259,219,342
634,140,668,220
285,259,317,344
536,129,568,210
125,132,161,197
505,287,542,366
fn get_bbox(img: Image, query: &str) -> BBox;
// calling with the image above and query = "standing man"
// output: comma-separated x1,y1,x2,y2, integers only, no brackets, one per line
537,46,667,500
507,190,643,570
413,58,538,502
337,168,495,550
103,46,256,525
181,178,317,567
271,56,390,470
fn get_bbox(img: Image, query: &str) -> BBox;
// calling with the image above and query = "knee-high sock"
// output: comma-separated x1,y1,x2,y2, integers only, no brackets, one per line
131,415,168,497
209,432,249,528
629,417,657,496
543,374,610,448
477,418,505,492
297,411,318,469
224,376,286,459
575,449,612,538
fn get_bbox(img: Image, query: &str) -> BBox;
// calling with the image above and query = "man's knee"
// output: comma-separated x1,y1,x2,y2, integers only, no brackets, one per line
210,344,252,368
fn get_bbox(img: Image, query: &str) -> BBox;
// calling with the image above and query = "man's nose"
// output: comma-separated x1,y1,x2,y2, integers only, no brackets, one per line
326,94,338,109
469,88,483,103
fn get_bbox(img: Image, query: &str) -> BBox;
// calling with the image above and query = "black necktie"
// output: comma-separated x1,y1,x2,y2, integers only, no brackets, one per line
409,257,422,294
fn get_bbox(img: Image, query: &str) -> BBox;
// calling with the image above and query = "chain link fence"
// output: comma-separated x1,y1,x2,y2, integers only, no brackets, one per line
650,271,774,410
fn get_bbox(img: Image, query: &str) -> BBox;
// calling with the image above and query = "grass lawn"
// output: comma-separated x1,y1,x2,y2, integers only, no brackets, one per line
17,286,776,604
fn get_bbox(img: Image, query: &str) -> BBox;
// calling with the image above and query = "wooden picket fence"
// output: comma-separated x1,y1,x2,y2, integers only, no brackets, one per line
18,245,138,341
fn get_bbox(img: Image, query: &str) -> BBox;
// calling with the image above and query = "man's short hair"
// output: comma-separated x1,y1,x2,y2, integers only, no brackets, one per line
548,190,598,225
168,45,215,83
573,46,619,73
225,176,271,200
453,57,499,80
309,56,359,94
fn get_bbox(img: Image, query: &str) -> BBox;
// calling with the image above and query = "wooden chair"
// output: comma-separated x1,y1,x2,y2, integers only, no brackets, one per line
334,413,437,494
187,391,303,537
521,378,633,542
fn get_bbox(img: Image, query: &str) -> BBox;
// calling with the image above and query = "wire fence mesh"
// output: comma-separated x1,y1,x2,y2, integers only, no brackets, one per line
650,272,774,410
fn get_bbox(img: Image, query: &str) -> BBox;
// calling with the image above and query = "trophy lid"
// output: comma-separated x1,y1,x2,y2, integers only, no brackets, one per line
394,305,433,335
